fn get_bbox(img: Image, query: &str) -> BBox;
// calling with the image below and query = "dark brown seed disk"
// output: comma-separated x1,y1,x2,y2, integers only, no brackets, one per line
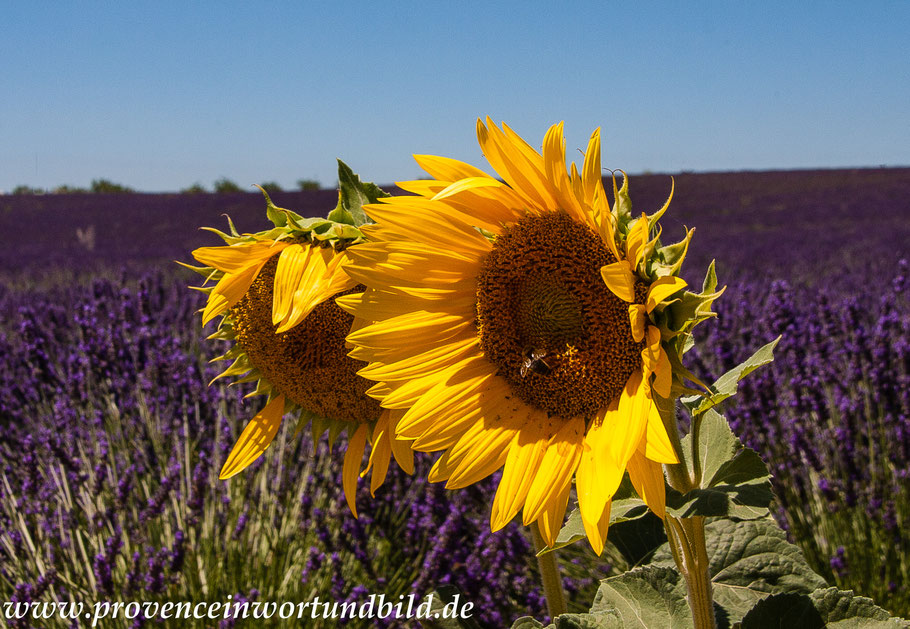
230,254,381,423
475,211,647,419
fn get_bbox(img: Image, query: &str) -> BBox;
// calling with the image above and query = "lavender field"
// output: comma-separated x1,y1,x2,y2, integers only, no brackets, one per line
1,168,909,626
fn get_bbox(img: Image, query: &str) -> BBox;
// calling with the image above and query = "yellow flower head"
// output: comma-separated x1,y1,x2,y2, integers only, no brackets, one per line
185,184,414,516
341,120,712,552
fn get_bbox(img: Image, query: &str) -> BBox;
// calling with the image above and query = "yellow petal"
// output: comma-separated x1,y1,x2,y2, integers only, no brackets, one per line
366,424,392,497
219,395,286,479
202,259,267,325
626,213,649,269
629,304,647,343
491,416,550,531
581,498,611,556
576,407,625,533
535,482,572,548
523,417,584,524
610,371,652,467
646,276,688,313
275,247,356,334
387,409,415,475
192,240,286,272
601,261,636,303
542,121,587,223
627,447,667,518
581,127,603,206
413,153,491,181
645,400,679,464
363,197,492,257
477,118,556,211
342,422,369,518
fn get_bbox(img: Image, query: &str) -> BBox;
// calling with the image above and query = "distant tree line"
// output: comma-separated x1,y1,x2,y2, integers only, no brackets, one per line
5,177,322,195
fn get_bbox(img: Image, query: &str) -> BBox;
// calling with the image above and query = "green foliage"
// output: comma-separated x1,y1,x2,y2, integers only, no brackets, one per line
213,177,242,193
90,179,135,194
180,182,207,194
297,178,321,191
10,184,44,194
52,184,88,194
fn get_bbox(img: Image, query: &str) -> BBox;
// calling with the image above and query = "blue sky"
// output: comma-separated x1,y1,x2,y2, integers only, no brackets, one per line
2,1,908,192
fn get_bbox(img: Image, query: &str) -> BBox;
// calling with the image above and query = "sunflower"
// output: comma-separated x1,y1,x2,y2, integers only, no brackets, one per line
184,179,414,516
340,120,716,552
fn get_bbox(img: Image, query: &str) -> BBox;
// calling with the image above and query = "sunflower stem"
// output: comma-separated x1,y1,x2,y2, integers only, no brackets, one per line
666,516,716,629
530,522,568,620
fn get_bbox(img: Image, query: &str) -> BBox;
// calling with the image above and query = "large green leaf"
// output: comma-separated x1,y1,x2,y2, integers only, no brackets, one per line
590,565,692,628
510,613,625,629
672,409,773,519
651,518,827,623
737,588,908,628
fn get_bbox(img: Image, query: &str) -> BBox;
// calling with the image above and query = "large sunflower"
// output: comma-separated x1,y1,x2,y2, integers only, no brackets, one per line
185,182,414,516
340,120,712,552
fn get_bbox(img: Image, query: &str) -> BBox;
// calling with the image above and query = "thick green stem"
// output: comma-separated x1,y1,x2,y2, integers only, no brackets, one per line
666,516,716,629
657,394,715,628
531,522,568,620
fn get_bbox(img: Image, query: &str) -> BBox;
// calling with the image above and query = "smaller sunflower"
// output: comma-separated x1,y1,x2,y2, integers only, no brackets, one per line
183,171,413,516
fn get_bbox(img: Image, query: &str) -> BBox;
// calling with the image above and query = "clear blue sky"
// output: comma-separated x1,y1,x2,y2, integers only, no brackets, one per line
2,1,908,192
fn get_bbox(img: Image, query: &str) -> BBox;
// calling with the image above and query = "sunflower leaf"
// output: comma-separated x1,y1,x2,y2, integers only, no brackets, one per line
681,337,780,417
589,565,692,629
649,518,828,625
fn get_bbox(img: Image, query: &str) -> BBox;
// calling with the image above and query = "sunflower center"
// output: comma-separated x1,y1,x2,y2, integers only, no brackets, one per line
475,211,646,420
230,253,381,423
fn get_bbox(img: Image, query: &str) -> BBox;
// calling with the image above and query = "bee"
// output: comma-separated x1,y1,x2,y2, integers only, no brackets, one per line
520,347,552,378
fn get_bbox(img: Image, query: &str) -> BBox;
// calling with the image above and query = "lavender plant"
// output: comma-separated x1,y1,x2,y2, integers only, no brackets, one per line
0,272,603,628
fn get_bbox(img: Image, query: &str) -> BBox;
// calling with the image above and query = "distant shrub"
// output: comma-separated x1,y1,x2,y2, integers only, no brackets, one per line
52,184,89,194
297,178,320,191
213,178,242,193
258,181,283,192
180,183,207,194
10,185,44,195
90,179,135,194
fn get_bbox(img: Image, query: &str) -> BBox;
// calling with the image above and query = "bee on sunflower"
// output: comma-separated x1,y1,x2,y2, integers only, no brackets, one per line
182,163,414,516
340,120,721,553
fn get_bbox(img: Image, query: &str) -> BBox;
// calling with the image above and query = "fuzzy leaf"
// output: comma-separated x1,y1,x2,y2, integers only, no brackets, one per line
651,518,827,624
682,337,780,416
812,587,908,627
737,588,908,629
673,409,774,518
590,565,692,629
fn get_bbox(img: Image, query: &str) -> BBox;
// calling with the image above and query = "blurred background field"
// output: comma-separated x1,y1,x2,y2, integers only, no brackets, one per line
1,168,908,626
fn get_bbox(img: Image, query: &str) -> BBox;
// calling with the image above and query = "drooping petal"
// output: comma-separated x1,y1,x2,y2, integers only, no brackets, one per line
343,422,369,518
601,262,637,303
627,447,667,518
192,240,286,272
629,303,647,343
535,481,572,547
202,259,268,325
646,276,688,313
645,400,679,464
609,371,652,467
219,395,286,479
